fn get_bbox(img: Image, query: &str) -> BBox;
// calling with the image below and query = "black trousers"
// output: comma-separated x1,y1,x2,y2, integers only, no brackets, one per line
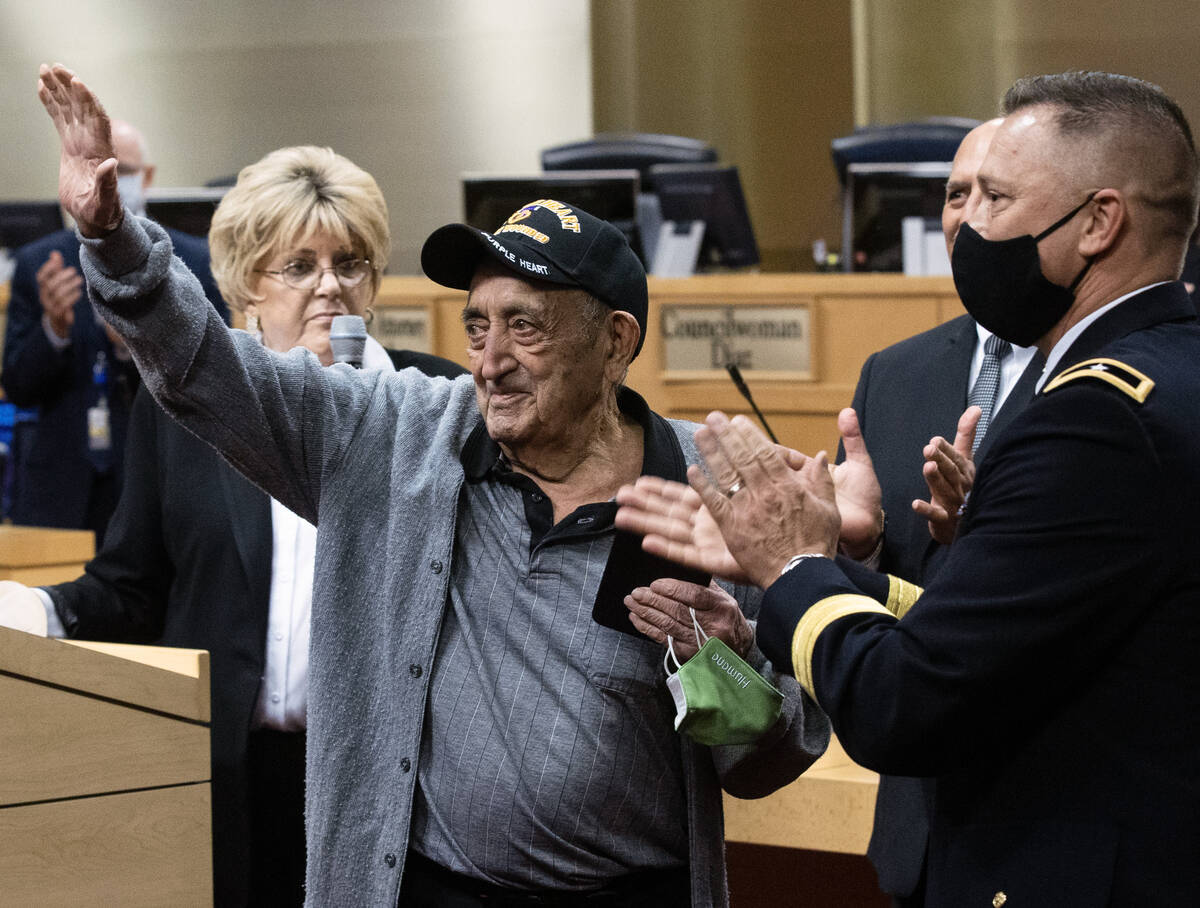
398,849,691,907
246,728,307,907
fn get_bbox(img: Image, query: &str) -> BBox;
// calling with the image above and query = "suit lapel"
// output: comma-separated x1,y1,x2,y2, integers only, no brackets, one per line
913,318,977,584
925,316,977,433
217,459,273,612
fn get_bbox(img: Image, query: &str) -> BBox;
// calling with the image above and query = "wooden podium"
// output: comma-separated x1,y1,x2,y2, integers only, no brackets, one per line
724,734,879,854
0,626,213,906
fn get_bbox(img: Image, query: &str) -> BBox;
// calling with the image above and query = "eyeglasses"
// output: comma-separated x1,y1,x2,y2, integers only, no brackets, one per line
256,258,373,290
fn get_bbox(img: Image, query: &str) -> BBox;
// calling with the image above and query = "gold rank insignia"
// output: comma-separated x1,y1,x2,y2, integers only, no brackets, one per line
1042,357,1155,403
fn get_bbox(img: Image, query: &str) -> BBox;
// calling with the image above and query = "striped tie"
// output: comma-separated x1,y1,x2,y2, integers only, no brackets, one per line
967,334,1012,454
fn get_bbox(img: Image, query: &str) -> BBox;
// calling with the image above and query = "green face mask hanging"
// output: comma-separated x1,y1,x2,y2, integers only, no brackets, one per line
664,609,783,746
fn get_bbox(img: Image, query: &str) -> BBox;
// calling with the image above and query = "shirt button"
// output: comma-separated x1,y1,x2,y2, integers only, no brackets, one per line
271,693,281,704
531,492,543,502
430,560,443,574
384,852,397,868
409,664,423,678
274,632,284,641
400,757,411,772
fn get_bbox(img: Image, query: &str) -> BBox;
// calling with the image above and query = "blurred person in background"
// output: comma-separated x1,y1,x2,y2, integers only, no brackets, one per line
1,117,226,543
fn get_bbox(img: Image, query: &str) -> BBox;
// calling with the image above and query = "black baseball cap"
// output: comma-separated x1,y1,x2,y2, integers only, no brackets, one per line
420,199,649,357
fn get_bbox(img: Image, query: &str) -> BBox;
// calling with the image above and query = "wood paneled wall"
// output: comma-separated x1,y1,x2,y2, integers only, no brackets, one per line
375,272,963,456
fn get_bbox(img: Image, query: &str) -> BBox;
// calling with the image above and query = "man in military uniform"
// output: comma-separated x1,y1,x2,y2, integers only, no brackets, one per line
617,71,1200,906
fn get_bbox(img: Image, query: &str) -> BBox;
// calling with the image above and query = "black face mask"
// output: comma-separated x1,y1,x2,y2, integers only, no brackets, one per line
951,194,1096,347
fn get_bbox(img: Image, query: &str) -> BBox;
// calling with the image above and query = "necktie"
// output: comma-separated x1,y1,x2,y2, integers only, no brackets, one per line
967,334,1012,454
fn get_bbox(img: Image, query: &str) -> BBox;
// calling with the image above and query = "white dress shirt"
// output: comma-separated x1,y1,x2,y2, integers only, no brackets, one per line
969,323,1038,413
252,498,314,730
252,336,397,729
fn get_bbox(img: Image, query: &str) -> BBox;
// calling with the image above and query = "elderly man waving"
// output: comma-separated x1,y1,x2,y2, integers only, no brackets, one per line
33,64,827,908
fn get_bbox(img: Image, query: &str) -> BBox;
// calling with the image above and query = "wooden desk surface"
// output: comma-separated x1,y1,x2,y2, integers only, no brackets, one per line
0,524,94,565
723,735,879,855
0,524,94,585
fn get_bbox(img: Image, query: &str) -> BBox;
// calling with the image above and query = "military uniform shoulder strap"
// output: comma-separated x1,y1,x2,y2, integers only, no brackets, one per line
1042,357,1154,403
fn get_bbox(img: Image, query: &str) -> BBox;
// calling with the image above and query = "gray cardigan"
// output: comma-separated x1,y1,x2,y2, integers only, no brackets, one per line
80,216,830,907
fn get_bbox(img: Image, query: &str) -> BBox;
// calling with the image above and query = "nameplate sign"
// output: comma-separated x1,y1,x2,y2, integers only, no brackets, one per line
370,308,432,354
661,304,812,376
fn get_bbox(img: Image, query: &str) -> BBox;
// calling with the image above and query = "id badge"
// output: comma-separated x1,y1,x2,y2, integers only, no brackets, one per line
87,404,111,451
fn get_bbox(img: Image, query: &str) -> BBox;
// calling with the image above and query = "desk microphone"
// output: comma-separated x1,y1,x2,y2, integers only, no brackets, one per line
330,315,367,368
725,363,779,443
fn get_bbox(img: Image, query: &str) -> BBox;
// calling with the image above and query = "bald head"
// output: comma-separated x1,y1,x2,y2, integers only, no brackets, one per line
110,119,148,173
109,118,155,214
942,118,1003,256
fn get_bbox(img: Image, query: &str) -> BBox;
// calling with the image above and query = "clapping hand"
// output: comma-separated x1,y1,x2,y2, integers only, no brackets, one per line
617,413,840,590
36,250,82,339
913,405,979,545
830,408,884,560
688,413,839,589
618,411,883,584
616,476,750,583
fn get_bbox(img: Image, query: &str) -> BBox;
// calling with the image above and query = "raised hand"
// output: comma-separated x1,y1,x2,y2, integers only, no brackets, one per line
36,250,82,339
689,412,839,590
913,405,979,545
36,64,122,238
830,407,884,559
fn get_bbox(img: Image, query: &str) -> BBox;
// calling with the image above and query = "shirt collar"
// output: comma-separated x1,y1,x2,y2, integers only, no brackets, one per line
1036,282,1168,392
974,321,1035,357
460,385,674,483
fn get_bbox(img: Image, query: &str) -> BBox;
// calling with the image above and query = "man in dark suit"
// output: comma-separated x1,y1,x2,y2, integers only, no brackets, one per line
844,119,1043,906
1,117,225,544
658,71,1200,906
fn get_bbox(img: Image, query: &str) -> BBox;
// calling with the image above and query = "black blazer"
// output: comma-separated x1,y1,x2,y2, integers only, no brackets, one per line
46,348,466,906
848,314,1041,898
2,227,226,540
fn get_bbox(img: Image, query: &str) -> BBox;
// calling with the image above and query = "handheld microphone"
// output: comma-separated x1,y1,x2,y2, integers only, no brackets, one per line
330,315,367,368
725,363,779,443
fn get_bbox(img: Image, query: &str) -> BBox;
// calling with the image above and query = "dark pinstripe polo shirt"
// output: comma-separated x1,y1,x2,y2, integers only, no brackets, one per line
409,390,696,890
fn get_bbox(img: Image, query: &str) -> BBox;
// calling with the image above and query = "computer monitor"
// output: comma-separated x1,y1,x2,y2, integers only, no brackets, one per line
841,162,952,272
0,201,64,253
649,163,759,271
145,187,229,238
461,170,641,252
